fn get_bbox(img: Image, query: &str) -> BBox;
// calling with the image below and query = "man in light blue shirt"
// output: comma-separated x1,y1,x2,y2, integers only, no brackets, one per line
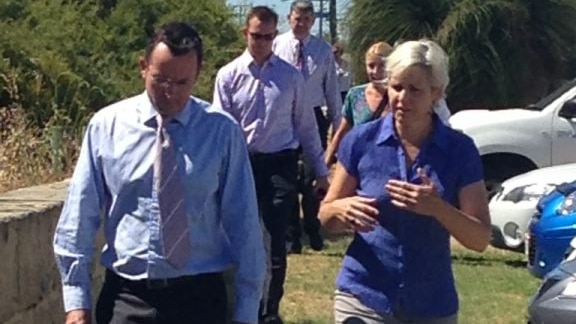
53,22,265,324
273,0,342,254
212,6,328,324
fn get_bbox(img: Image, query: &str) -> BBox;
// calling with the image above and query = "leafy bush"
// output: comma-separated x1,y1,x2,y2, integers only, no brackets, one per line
0,0,244,192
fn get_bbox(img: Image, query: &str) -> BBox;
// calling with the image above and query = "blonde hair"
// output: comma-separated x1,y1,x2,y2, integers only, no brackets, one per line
385,39,450,92
365,41,393,62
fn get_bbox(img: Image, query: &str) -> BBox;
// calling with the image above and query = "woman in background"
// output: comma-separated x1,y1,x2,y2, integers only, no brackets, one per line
325,41,393,167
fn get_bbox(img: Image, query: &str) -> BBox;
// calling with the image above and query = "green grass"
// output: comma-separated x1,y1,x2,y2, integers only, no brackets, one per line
281,237,541,324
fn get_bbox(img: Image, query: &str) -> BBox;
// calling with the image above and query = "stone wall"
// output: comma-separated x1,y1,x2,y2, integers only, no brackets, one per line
0,180,104,324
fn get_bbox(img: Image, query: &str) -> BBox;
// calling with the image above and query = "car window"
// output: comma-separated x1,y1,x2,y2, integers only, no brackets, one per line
527,79,576,111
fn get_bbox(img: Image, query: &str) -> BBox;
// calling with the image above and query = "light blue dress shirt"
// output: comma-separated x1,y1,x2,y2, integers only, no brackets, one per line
213,51,329,177
53,93,266,323
273,31,342,130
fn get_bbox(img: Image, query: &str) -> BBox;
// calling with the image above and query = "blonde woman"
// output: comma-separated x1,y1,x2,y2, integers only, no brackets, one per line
325,41,393,166
319,40,490,323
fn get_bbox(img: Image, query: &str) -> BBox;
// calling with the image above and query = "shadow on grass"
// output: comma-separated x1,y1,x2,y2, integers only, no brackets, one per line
452,254,527,268
316,250,346,258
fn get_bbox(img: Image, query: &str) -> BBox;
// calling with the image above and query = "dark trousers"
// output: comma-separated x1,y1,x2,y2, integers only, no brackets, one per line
95,270,227,324
289,106,328,244
250,149,299,317
340,91,348,104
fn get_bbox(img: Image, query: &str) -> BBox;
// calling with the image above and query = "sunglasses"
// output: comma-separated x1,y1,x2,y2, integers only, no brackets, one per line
249,32,276,41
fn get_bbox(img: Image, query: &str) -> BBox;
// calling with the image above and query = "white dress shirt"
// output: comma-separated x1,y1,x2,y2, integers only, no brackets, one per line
273,31,342,130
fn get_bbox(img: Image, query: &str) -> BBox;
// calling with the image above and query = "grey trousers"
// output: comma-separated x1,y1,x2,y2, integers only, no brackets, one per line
334,291,458,324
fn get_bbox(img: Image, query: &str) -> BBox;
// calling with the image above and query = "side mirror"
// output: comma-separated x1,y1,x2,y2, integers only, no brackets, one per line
559,99,576,120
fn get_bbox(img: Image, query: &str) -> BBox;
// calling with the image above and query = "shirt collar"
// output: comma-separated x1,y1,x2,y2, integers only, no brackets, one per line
376,113,451,152
138,92,193,127
289,31,311,46
239,50,279,70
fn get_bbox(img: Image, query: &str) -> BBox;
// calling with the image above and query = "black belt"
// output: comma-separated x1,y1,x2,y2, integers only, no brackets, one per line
249,148,297,161
105,269,222,290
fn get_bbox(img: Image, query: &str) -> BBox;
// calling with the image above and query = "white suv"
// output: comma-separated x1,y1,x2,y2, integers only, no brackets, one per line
450,80,576,196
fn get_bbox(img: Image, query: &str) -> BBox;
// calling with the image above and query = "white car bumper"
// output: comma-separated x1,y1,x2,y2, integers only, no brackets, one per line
490,200,538,250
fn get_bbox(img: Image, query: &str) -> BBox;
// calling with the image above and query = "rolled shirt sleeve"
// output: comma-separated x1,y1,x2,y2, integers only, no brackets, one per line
218,124,266,323
53,119,106,311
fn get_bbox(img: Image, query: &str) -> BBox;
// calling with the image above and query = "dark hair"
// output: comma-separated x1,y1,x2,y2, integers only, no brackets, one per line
144,22,203,67
290,0,314,15
246,6,278,26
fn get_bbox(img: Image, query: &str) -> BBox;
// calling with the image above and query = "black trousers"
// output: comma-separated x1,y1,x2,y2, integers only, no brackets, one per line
340,91,348,104
289,106,328,244
250,149,299,317
95,270,227,324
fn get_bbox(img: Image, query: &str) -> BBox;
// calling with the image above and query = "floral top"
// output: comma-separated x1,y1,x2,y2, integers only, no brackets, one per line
342,84,380,126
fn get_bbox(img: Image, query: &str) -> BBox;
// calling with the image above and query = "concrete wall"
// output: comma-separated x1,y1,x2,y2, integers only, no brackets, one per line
0,180,104,324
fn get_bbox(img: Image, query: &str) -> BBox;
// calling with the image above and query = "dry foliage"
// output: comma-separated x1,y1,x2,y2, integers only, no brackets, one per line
0,107,81,193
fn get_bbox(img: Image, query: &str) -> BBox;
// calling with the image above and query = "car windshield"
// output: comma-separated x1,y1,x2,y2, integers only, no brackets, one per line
525,78,576,111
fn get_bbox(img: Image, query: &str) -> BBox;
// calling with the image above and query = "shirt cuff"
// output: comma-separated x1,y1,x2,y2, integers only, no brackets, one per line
63,284,92,312
233,288,261,324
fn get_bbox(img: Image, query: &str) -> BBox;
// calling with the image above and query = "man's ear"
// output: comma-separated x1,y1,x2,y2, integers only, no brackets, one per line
138,56,147,79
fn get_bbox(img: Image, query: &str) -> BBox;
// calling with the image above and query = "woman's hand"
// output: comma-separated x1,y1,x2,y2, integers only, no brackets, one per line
385,168,443,217
320,163,379,233
328,196,379,232
386,167,491,251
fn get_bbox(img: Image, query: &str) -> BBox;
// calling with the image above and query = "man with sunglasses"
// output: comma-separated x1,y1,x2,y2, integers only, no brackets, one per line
213,6,328,324
273,0,342,254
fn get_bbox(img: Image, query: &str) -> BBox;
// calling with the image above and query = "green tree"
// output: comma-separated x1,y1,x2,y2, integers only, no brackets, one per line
346,0,576,110
0,0,244,128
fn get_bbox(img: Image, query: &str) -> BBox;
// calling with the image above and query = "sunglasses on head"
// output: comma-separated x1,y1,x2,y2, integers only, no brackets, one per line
249,32,276,41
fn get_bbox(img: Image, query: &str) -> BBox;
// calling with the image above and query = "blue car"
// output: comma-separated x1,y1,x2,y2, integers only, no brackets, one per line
527,181,576,278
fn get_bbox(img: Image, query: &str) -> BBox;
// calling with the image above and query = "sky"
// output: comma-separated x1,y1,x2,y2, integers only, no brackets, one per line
226,0,351,35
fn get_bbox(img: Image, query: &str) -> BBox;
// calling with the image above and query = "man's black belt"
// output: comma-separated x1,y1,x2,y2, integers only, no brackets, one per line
249,148,297,161
105,269,222,290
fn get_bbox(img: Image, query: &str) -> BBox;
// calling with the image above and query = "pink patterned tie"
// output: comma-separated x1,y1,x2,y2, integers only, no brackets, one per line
155,115,191,268
295,40,306,75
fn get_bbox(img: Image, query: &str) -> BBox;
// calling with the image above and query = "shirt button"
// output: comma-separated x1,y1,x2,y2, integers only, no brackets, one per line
399,282,405,288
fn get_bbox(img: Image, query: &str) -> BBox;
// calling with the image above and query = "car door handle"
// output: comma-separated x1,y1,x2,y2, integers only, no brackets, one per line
556,131,576,138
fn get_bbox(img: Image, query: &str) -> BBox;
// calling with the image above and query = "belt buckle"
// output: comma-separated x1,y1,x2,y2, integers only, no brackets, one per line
146,278,169,289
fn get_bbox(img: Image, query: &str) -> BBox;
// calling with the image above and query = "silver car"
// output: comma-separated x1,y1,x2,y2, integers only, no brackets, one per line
528,238,576,323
